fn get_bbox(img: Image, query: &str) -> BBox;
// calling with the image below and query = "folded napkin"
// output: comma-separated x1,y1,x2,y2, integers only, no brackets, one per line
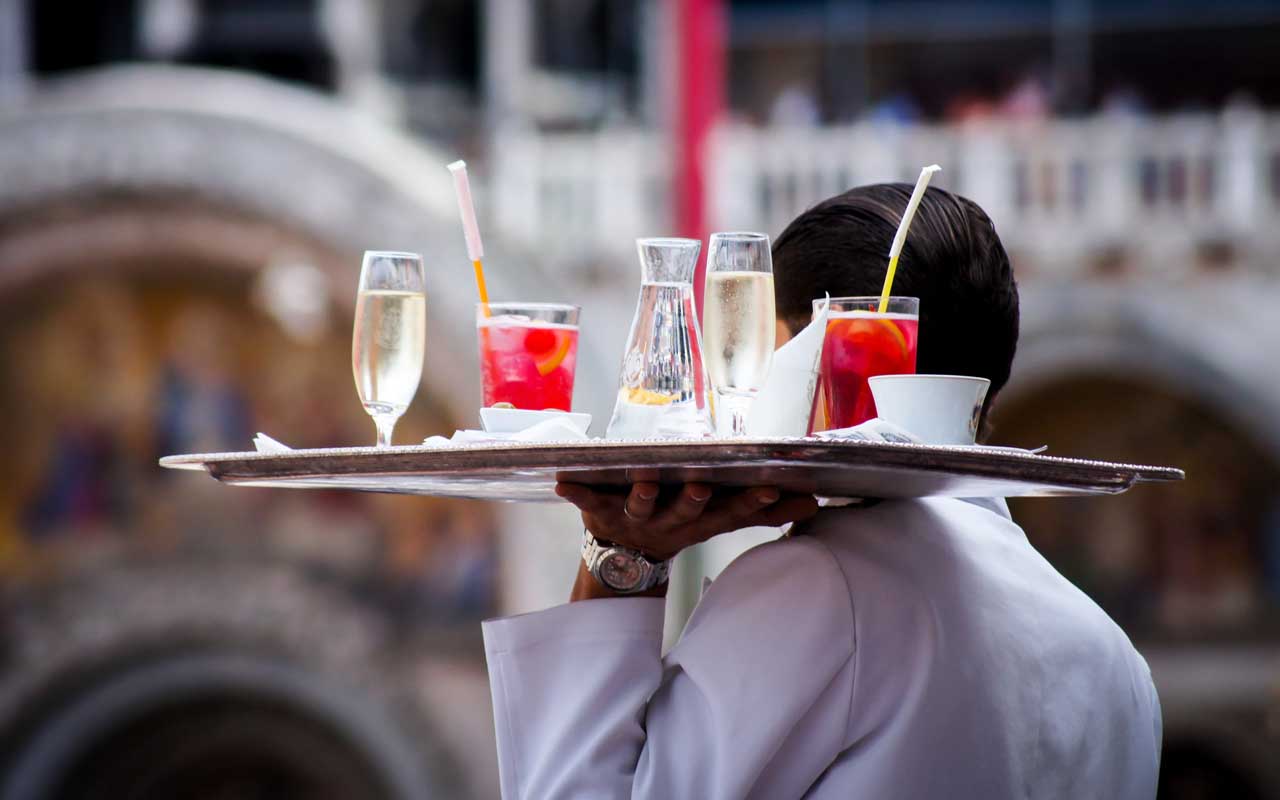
423,416,592,448
817,419,1046,453
253,416,590,453
746,295,829,437
253,432,293,453
815,417,924,445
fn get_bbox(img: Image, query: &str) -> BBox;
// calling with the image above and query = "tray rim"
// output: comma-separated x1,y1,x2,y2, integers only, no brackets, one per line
159,437,1185,491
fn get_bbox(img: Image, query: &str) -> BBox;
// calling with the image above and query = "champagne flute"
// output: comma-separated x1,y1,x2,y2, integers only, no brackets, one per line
352,251,426,447
703,232,775,436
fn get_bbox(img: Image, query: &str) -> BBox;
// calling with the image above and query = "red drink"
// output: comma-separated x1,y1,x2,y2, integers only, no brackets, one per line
814,297,919,431
478,310,579,411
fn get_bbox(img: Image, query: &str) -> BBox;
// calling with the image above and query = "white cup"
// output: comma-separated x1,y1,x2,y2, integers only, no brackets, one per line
868,374,991,446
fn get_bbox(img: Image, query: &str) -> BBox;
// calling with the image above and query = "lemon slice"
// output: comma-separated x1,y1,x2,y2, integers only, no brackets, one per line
534,333,573,376
622,387,676,406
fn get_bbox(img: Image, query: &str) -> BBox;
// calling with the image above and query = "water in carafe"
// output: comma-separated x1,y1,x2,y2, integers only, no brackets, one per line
606,238,715,439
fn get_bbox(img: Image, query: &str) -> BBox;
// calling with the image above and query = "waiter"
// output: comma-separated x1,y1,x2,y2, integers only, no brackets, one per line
482,185,1162,799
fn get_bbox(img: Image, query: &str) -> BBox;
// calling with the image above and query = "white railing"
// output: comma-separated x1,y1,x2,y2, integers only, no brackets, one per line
488,127,672,276
489,111,1280,279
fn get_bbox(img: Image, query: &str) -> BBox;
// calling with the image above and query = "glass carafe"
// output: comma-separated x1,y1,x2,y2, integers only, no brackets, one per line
606,238,715,439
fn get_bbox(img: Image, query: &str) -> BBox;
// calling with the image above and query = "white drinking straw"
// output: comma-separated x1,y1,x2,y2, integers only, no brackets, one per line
447,160,490,309
878,164,941,313
447,160,485,261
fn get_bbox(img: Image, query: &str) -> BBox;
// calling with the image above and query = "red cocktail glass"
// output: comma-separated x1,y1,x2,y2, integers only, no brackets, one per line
812,296,919,431
477,302,580,411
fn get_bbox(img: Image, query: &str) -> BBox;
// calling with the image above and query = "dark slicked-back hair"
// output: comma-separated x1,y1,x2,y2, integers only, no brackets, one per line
773,183,1019,418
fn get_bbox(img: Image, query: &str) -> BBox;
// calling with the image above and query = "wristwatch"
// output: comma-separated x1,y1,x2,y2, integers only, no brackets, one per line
581,530,672,594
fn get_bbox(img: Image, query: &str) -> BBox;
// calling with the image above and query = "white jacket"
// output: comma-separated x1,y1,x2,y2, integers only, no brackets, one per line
483,497,1162,799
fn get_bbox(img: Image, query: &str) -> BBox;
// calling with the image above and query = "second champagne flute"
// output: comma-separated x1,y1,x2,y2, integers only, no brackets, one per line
352,250,426,447
703,232,775,436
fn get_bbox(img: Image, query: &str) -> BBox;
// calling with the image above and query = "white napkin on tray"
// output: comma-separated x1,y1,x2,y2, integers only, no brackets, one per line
817,419,1046,452
815,417,924,445
423,416,591,448
253,432,294,453
746,295,829,437
252,417,589,453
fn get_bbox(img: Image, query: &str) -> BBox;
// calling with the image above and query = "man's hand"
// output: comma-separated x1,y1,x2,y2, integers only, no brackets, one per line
561,481,819,601
556,481,820,562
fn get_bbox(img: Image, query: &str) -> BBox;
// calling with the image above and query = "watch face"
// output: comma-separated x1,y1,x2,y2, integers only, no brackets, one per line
600,551,646,591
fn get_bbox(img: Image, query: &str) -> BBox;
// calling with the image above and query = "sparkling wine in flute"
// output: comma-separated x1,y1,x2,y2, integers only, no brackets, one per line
703,270,776,392
352,289,426,442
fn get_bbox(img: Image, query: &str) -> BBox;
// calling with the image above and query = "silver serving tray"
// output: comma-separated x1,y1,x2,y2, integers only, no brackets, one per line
159,438,1183,502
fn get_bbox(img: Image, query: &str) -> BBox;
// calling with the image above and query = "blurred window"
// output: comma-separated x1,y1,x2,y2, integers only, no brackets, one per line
179,0,335,90
31,0,140,72
382,0,479,86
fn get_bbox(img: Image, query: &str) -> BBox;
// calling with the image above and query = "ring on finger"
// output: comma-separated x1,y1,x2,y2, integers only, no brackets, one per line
623,503,639,521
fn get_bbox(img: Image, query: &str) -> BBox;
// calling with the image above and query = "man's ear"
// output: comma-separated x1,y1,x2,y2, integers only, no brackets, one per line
977,391,999,444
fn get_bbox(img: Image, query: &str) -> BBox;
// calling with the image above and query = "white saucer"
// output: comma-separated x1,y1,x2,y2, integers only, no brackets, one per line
479,407,592,435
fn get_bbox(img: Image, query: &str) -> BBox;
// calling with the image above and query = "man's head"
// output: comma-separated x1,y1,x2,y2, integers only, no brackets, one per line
772,183,1019,423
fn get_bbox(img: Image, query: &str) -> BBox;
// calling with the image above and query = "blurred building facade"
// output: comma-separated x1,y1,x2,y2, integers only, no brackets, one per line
1,1,1279,798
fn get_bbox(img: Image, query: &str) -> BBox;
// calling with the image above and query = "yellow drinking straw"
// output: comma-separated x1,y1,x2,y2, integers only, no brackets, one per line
447,160,491,315
878,164,941,313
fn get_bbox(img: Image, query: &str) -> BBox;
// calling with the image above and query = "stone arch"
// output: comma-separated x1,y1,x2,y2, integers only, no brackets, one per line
1002,282,1280,458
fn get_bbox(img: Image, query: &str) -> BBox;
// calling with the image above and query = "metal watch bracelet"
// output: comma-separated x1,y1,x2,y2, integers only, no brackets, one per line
581,530,671,594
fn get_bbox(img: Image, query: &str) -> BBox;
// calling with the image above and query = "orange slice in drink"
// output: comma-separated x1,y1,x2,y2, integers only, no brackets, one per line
534,332,573,376
876,318,909,356
833,318,909,355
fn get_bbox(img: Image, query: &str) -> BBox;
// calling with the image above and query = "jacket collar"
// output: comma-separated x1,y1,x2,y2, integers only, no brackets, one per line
959,496,1013,520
